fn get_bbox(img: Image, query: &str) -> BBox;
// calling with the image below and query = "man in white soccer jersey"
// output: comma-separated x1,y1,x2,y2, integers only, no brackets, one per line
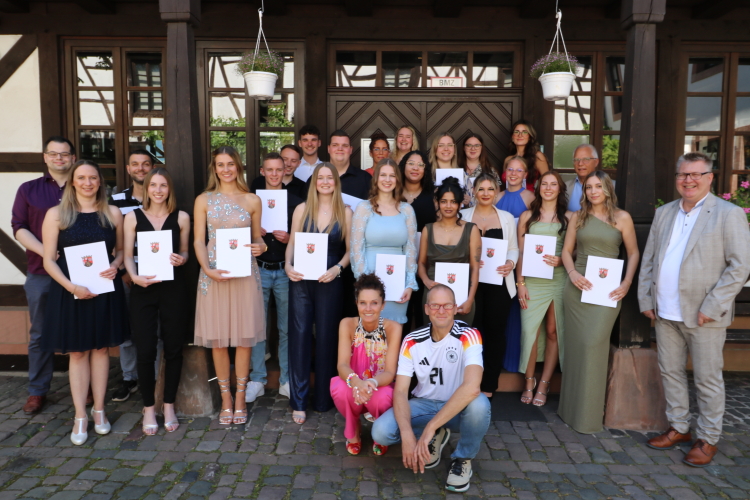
371,284,490,493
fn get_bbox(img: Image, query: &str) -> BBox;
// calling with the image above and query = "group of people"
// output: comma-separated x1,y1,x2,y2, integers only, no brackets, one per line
11,118,750,491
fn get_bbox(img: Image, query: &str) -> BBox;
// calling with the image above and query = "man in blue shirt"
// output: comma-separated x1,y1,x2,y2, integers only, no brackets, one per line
565,144,600,211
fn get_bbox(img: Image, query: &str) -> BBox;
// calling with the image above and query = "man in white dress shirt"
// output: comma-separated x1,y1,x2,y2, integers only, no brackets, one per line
638,152,750,467
294,124,323,182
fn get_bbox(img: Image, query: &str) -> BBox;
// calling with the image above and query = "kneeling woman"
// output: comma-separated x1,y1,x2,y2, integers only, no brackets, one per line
123,168,190,434
331,274,402,456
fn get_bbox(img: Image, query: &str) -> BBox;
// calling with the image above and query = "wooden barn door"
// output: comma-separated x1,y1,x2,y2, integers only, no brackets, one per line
328,90,522,169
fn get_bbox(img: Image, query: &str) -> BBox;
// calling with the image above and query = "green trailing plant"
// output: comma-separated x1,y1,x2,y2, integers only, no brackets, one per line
530,52,579,79
721,181,750,223
236,50,284,77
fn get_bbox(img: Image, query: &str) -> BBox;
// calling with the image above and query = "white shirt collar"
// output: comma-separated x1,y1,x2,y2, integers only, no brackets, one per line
679,193,709,214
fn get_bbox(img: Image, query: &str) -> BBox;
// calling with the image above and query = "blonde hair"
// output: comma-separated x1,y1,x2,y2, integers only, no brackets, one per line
59,160,114,230
301,162,347,239
368,159,404,215
391,126,419,162
429,132,458,180
142,167,177,213
205,146,249,193
576,171,619,229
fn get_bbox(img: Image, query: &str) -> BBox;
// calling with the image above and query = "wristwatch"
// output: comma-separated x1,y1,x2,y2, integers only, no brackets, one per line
335,264,343,277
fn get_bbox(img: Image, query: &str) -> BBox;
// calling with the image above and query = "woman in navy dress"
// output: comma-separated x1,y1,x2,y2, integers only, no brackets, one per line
41,160,128,445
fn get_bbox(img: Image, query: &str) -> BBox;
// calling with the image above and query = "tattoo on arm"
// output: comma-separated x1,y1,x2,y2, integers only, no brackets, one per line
474,245,482,263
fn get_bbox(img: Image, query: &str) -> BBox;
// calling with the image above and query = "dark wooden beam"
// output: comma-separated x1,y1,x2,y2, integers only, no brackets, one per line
0,286,27,307
604,0,620,19
434,0,461,18
346,0,372,17
692,0,744,19
0,0,28,13
519,0,555,19
71,0,115,14
0,228,26,275
263,0,286,16
0,35,36,90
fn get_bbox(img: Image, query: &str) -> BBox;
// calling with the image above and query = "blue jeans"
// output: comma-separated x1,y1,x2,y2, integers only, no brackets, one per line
251,267,289,385
25,274,54,396
371,395,491,460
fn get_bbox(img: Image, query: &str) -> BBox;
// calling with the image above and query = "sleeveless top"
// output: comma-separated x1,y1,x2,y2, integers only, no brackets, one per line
350,317,388,380
574,216,623,274
302,218,346,265
496,188,528,218
57,212,116,276
425,221,474,281
133,209,183,279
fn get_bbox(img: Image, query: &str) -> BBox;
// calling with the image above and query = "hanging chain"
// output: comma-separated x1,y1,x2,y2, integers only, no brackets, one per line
547,8,573,73
251,6,272,72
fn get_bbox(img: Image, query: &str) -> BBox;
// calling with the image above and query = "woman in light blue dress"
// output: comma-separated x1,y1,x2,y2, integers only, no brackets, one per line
351,159,418,324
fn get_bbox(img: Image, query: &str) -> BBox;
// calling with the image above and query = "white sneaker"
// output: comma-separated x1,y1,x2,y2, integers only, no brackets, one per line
425,427,451,469
278,382,290,399
245,381,265,403
445,459,472,493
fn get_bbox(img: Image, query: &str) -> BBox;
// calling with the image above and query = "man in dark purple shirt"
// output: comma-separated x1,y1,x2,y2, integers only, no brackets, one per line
11,136,76,414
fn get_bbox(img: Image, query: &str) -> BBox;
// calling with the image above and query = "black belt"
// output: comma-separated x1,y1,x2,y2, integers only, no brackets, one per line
257,260,284,270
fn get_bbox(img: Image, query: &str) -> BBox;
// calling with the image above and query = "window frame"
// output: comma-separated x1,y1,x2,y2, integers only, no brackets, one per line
328,42,524,89
63,38,167,191
196,40,305,177
547,43,626,176
679,44,750,194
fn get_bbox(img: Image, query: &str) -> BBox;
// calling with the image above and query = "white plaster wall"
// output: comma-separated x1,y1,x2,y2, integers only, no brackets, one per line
0,173,43,285
0,39,43,153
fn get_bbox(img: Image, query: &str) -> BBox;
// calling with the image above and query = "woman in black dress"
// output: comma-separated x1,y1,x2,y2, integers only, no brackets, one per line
399,150,436,328
41,160,128,445
123,168,191,435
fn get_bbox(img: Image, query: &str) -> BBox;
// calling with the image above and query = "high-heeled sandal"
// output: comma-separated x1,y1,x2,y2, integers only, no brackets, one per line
533,380,550,407
90,407,111,435
163,404,179,433
520,377,536,405
233,376,249,425
70,416,88,445
292,411,306,425
217,378,233,425
141,408,158,436
372,442,388,456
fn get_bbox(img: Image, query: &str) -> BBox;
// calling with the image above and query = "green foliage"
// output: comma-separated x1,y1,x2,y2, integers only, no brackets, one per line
530,52,579,79
210,117,247,163
236,50,284,76
601,135,619,169
655,198,665,209
721,180,750,222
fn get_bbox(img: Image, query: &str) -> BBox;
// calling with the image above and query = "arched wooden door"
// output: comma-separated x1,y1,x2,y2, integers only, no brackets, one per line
328,90,521,169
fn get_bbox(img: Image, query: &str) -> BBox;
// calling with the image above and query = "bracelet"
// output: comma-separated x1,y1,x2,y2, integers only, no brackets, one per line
70,285,77,295
516,281,526,287
567,269,575,274
367,378,379,388
346,372,359,388
335,264,343,277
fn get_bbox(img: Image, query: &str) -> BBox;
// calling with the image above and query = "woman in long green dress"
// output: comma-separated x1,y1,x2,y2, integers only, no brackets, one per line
559,171,640,434
517,171,572,406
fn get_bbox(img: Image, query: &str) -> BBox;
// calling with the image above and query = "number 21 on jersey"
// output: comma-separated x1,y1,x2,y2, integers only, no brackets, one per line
430,367,444,385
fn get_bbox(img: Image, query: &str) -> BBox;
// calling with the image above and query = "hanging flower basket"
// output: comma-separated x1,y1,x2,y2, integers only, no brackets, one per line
236,10,283,100
531,11,579,101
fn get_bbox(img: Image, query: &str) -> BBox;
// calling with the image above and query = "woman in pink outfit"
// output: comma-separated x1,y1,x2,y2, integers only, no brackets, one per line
331,273,402,456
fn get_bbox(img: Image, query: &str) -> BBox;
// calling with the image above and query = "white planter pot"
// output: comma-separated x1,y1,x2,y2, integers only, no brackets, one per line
538,72,576,101
243,71,278,99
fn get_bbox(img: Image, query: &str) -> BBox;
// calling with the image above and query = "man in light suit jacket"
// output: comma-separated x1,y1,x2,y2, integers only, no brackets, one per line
638,152,750,467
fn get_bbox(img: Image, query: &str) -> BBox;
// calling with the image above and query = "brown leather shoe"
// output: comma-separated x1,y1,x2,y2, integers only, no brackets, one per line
85,387,93,406
683,439,718,468
23,395,45,415
646,427,692,450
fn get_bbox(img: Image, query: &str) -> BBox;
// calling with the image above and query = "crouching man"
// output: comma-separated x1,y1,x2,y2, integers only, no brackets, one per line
372,284,490,493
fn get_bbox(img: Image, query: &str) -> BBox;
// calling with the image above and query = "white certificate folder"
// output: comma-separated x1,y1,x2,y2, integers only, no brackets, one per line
64,241,115,295
434,262,470,305
294,232,329,280
375,254,406,301
522,234,557,280
256,190,288,232
479,237,508,286
216,227,252,278
581,256,624,308
137,230,174,281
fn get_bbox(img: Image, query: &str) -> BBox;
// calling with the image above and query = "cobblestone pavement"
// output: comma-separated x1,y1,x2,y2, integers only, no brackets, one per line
0,367,749,500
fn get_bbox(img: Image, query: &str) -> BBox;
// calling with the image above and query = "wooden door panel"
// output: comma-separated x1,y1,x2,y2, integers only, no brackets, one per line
328,91,520,169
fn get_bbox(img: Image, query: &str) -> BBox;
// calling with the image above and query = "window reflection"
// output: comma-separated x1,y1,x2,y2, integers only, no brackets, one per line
76,52,114,87
554,95,592,131
473,52,513,88
208,54,245,89
336,51,376,87
738,58,750,93
605,57,625,92
733,136,750,170
684,135,721,170
553,135,588,169
127,53,162,88
427,52,468,87
603,96,622,131
572,56,592,92
688,58,724,92
686,97,722,131
383,52,422,88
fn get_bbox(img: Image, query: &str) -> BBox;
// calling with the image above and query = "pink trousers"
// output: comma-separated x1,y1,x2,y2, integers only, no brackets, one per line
330,376,394,440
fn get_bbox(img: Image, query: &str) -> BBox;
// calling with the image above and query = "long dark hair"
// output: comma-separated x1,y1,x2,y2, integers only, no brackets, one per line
459,133,497,177
508,120,545,185
398,150,433,193
434,176,464,225
525,170,568,236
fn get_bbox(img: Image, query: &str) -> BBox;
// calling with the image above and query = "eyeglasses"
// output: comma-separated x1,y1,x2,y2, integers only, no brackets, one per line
45,152,72,159
573,157,596,163
437,143,455,148
406,161,426,169
373,148,390,153
513,130,530,136
506,167,527,174
464,144,482,150
675,172,712,181
428,303,455,311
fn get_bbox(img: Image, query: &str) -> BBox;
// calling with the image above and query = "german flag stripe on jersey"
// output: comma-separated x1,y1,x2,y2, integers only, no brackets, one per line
400,338,417,359
460,328,482,350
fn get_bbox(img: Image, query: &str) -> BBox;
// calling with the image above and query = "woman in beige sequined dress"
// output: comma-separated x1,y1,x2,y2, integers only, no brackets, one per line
194,146,267,425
